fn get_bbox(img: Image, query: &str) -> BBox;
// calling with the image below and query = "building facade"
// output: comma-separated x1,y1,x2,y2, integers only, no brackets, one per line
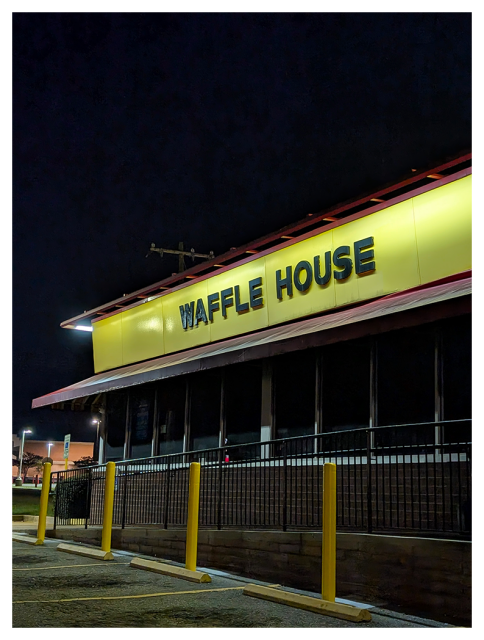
32,155,471,471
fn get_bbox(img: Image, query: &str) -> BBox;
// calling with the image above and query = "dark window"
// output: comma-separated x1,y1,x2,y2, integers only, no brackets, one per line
442,314,472,443
273,350,316,439
321,338,370,432
129,386,154,459
189,370,221,451
377,325,435,427
225,362,262,446
105,391,126,461
375,325,435,449
157,379,186,455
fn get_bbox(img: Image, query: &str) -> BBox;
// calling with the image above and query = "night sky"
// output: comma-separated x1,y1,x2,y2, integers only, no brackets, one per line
12,13,471,443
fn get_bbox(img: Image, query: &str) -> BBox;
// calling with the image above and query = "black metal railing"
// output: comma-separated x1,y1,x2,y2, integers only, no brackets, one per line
52,466,93,528
51,419,471,539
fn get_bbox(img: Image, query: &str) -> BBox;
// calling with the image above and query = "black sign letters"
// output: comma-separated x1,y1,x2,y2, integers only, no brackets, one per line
179,237,375,328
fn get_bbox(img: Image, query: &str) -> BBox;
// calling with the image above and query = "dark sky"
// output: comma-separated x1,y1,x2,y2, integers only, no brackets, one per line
12,13,471,442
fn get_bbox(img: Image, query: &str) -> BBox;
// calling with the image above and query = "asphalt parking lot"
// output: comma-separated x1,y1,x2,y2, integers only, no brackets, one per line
11,532,454,629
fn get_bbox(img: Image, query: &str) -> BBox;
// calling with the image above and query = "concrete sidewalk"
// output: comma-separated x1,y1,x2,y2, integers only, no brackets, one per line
12,525,457,628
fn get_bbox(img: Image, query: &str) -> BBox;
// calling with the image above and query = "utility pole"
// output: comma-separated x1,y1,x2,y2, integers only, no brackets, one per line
146,242,214,273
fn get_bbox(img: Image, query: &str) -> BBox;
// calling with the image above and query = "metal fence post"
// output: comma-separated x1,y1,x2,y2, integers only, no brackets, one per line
282,440,288,532
217,449,223,530
121,463,128,529
366,429,373,534
164,458,171,529
85,467,92,530
53,471,58,530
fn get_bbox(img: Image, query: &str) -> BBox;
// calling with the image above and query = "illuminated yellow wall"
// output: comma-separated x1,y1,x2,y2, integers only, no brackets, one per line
92,175,471,373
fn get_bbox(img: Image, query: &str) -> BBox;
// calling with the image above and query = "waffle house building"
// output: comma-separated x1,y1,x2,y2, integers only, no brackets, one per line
33,155,471,476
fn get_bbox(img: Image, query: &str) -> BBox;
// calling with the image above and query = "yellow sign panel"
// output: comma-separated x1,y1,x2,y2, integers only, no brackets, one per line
92,175,471,373
92,314,123,373
163,280,210,354
121,297,164,366
413,175,472,285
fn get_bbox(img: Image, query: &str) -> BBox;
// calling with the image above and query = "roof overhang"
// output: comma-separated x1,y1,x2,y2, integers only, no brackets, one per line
33,274,471,409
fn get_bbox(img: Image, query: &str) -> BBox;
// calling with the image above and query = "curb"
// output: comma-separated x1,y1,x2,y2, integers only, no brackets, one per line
130,557,211,583
12,534,41,546
12,516,55,524
243,584,372,622
57,542,114,561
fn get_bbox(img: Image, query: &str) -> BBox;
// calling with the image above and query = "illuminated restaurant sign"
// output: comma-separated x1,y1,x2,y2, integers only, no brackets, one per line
179,237,375,330
92,175,471,373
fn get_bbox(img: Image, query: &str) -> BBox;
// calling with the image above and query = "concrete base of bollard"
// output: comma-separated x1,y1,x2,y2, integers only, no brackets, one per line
130,557,211,583
243,584,372,622
12,534,39,545
57,542,114,561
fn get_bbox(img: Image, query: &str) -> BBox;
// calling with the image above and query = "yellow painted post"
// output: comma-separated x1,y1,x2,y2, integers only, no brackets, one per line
185,462,201,572
322,462,337,602
64,459,68,470
101,462,116,553
35,462,52,545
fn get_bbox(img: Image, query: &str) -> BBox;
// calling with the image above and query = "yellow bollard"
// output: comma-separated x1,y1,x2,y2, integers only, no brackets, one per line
101,461,116,553
35,462,52,545
185,462,201,572
322,462,337,602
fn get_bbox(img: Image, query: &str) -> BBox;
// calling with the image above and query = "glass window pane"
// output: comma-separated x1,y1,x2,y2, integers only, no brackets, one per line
105,391,126,461
322,338,370,431
442,314,472,443
274,350,316,439
129,386,154,459
225,362,262,446
189,370,221,451
377,325,435,427
157,379,186,455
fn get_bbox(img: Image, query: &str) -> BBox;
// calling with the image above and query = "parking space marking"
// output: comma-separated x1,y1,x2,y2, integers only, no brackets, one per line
13,563,131,572
13,584,280,605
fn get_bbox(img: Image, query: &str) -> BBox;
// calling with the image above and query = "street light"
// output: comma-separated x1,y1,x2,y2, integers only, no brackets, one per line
15,429,32,486
47,442,53,458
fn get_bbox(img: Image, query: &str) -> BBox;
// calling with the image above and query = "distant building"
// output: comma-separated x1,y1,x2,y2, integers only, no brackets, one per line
12,436,93,478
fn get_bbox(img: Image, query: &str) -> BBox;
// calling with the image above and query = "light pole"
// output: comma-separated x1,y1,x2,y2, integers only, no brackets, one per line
15,429,32,486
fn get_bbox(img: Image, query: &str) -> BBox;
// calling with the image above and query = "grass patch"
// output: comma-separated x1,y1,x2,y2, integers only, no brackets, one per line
12,488,54,516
